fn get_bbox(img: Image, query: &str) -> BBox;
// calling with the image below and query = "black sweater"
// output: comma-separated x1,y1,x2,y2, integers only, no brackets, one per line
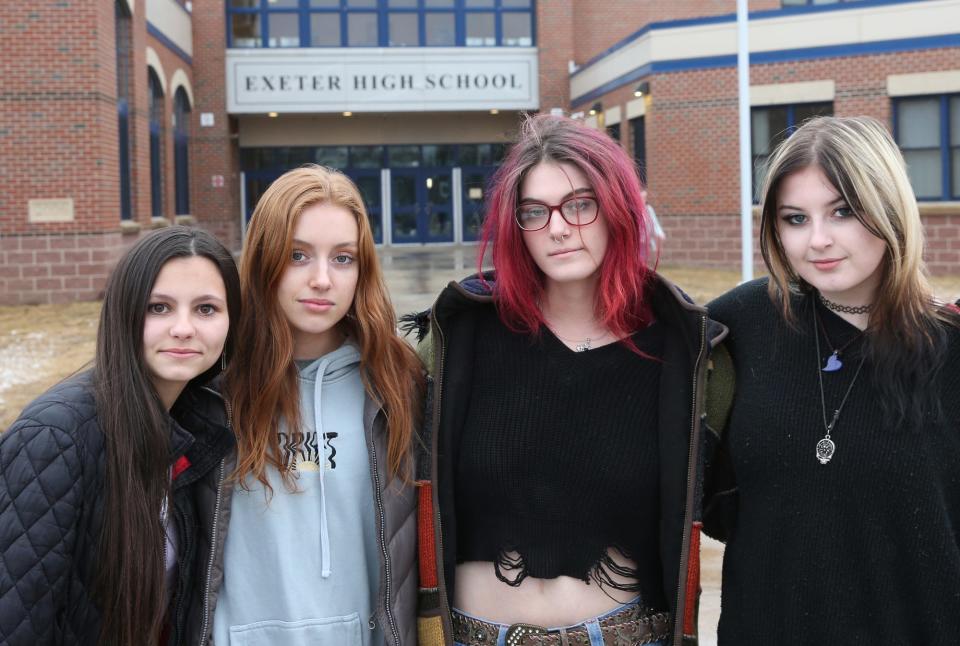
455,308,665,605
705,279,960,646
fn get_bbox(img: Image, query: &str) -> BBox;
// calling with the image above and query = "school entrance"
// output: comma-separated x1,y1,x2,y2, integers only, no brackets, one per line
240,143,504,245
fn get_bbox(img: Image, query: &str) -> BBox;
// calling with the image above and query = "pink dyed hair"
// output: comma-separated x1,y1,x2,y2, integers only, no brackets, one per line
478,113,654,340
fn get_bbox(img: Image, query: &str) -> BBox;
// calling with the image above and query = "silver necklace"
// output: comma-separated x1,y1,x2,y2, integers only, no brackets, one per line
546,325,610,352
818,292,872,315
812,302,867,464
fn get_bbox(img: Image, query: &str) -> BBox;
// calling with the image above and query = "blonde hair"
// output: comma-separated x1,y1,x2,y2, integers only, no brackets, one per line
758,115,959,424
227,165,423,491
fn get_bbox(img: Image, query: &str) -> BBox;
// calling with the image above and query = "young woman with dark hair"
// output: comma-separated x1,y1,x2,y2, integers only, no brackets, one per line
705,116,960,644
205,165,424,645
409,114,726,646
0,226,240,646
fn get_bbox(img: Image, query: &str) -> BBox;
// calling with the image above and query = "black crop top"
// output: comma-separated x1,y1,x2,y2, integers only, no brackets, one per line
455,308,665,607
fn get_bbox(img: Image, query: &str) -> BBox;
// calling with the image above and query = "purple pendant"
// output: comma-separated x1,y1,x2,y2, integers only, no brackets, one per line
822,352,842,372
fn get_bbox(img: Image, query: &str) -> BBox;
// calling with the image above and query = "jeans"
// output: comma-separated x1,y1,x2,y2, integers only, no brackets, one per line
452,597,669,646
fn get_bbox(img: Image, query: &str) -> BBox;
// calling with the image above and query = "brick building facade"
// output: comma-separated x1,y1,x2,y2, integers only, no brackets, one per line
1,0,958,304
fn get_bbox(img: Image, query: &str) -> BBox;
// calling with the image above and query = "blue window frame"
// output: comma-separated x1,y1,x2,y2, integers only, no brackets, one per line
751,102,833,200
630,116,646,184
173,88,191,215
894,94,960,201
148,69,165,219
226,0,534,48
116,0,133,220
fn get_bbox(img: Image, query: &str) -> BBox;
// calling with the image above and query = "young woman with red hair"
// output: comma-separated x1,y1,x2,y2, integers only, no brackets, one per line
409,114,726,646
200,165,424,646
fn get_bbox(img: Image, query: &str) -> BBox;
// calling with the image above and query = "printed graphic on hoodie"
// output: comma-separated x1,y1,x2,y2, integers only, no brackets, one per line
278,430,339,472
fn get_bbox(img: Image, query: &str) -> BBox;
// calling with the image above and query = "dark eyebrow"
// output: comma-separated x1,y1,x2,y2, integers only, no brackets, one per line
518,187,595,204
150,293,225,304
777,197,846,212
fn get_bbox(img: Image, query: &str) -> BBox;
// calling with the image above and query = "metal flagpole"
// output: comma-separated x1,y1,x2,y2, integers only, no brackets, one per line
737,0,753,283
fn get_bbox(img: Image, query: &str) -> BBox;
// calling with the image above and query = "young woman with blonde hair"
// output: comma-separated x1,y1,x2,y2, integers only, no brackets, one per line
203,165,424,645
705,116,960,644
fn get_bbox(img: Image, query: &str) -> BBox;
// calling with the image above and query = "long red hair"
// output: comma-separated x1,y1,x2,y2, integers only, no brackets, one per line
479,114,654,340
227,165,423,490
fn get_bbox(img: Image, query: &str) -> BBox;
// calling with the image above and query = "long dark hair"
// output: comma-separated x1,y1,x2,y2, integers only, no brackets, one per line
759,116,960,426
93,226,240,645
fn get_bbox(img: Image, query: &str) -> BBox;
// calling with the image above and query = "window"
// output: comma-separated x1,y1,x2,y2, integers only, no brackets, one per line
148,69,165,219
226,0,535,47
115,0,133,220
895,95,960,200
630,116,646,184
751,102,832,199
607,122,620,143
347,12,378,45
173,88,191,215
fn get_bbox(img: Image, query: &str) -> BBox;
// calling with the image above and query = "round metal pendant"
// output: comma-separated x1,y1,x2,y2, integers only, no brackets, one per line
816,437,836,464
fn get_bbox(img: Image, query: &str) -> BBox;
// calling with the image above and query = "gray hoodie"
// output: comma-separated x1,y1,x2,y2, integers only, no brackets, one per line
212,343,383,646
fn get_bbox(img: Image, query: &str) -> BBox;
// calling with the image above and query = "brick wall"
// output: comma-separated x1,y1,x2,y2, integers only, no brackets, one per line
0,0,119,237
576,46,960,275
190,0,242,249
0,0,214,305
0,0,131,304
536,0,576,114
2,2,958,305
572,0,780,68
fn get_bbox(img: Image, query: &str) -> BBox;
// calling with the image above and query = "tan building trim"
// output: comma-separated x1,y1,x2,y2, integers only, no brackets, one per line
605,105,622,126
887,70,960,97
750,80,835,106
625,97,646,120
170,68,194,106
146,46,168,95
237,111,518,147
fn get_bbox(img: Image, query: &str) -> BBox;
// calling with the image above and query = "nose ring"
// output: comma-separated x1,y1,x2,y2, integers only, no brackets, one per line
552,232,570,244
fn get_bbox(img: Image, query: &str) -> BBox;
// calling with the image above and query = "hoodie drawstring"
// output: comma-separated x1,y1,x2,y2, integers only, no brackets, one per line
312,357,332,579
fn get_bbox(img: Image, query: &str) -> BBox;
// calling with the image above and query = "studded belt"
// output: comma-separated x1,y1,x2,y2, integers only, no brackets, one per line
451,604,671,646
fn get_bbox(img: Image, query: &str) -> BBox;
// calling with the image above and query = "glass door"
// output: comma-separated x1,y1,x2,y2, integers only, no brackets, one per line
347,170,383,244
460,167,489,242
390,170,420,243
390,168,454,243
423,169,454,243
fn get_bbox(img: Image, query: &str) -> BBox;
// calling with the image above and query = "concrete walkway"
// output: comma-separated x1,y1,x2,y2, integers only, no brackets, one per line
378,245,723,645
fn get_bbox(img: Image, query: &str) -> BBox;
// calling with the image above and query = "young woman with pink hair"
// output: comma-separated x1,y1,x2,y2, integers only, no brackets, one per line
408,114,726,646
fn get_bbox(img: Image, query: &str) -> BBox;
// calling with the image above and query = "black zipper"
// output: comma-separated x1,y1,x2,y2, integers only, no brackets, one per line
673,313,708,646
430,313,455,642
197,459,225,646
196,390,232,646
368,420,401,645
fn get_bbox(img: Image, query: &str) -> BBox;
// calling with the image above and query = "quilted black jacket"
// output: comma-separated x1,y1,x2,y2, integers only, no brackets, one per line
0,371,234,646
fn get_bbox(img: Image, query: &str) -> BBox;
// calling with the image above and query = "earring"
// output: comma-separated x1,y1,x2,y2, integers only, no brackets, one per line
220,352,227,372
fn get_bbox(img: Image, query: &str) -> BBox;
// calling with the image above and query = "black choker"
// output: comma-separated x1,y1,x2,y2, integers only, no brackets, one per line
818,293,872,315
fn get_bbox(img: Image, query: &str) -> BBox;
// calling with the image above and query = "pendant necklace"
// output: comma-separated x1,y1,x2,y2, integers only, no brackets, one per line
812,300,867,464
545,324,610,352
814,305,862,372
